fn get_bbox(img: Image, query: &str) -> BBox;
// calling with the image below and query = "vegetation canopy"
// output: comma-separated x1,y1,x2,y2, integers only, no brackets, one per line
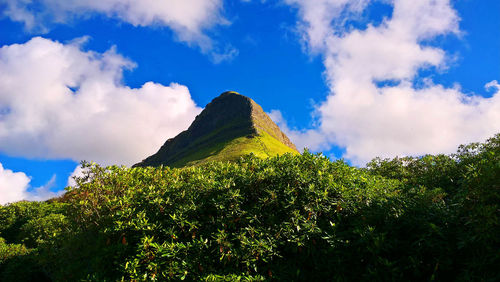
0,134,498,281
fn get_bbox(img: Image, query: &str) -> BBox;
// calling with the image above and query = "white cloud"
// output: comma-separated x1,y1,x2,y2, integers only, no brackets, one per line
25,174,63,202
485,80,500,92
285,0,500,165
2,0,223,36
268,109,327,152
0,162,30,205
67,165,84,187
284,0,370,52
0,163,61,205
1,0,235,61
0,37,202,165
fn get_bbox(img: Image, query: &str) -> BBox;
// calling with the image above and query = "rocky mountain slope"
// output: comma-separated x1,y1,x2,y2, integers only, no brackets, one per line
134,91,298,167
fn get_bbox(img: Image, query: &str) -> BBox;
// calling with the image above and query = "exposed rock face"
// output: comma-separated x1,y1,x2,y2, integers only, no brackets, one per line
134,91,298,167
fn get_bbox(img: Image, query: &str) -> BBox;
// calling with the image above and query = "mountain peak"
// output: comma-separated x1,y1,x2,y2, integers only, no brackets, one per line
220,90,244,96
134,91,298,167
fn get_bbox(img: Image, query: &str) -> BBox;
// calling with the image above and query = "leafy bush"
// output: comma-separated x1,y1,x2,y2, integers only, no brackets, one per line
48,153,451,280
0,134,498,281
0,237,30,263
0,201,66,248
0,237,51,281
367,134,500,280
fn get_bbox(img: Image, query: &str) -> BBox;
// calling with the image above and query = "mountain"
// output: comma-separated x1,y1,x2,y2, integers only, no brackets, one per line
134,91,299,167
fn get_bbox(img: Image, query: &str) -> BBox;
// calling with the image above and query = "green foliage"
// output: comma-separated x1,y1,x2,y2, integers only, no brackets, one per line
0,237,30,263
65,153,409,281
367,133,500,280
0,236,51,281
0,201,66,281
0,201,67,248
0,134,498,281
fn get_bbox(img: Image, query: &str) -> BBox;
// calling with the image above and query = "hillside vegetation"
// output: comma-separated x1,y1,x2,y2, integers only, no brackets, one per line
0,134,498,281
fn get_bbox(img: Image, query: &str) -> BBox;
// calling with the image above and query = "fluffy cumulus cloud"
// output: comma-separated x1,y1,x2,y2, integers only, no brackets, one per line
67,165,85,187
285,0,370,52
1,0,234,60
0,163,61,205
268,109,327,152
284,0,500,165
0,37,202,165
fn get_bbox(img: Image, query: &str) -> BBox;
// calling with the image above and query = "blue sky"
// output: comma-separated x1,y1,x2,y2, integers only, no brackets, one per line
0,0,499,204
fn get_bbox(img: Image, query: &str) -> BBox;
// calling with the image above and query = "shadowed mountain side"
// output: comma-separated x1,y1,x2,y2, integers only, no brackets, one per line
134,91,298,167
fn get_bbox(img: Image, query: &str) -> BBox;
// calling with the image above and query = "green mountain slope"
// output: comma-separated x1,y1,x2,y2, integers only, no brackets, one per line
134,91,299,167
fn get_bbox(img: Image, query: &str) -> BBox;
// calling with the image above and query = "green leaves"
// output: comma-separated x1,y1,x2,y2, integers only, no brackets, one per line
54,152,409,280
0,134,499,281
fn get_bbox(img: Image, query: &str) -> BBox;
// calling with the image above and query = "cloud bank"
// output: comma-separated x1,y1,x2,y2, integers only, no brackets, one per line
0,37,202,165
1,0,235,61
284,0,500,165
0,163,61,205
2,0,223,36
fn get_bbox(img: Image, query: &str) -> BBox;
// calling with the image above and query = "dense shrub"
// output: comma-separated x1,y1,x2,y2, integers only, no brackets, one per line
0,202,66,281
0,134,498,281
0,237,30,263
62,153,410,281
367,134,500,281
0,201,67,248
